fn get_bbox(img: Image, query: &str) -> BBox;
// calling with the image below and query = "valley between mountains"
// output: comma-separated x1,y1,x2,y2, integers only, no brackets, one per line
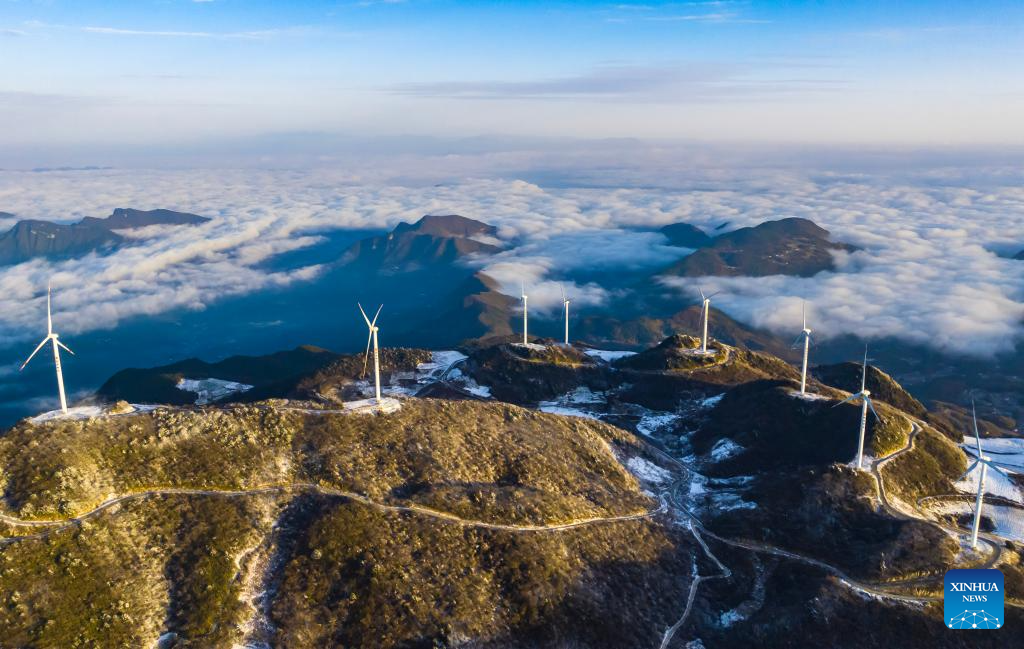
1,335,1021,648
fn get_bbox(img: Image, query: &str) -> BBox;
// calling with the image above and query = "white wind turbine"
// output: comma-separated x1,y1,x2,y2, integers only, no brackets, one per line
960,401,1010,549
698,288,719,354
561,285,571,346
21,284,74,414
792,301,812,394
358,303,383,405
834,346,882,470
520,281,529,346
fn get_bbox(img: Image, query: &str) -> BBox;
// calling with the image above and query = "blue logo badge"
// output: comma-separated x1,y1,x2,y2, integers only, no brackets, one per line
944,569,1003,629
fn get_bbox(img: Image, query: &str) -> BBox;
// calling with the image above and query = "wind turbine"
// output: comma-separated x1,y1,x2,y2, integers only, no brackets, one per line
960,401,1011,549
521,281,529,346
358,303,383,405
21,284,74,414
792,301,812,394
698,288,719,354
834,346,882,470
561,285,571,346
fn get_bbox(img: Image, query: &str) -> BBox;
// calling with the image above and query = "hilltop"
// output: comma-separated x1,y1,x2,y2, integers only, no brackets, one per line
339,214,501,272
0,398,697,648
660,217,858,278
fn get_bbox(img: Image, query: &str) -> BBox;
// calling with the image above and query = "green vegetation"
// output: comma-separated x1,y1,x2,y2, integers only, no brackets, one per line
268,498,690,649
880,425,966,504
0,398,691,649
0,494,273,647
0,399,650,525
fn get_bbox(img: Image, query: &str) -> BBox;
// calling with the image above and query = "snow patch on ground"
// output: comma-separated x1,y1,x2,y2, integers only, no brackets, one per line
343,397,402,414
416,350,467,380
927,501,1024,543
537,404,600,420
688,472,708,497
636,411,681,437
30,405,105,423
682,348,718,357
788,390,829,401
176,377,253,405
512,342,549,352
710,438,744,462
560,386,605,404
712,492,758,511
584,349,636,362
442,367,492,398
626,457,673,484
700,394,725,409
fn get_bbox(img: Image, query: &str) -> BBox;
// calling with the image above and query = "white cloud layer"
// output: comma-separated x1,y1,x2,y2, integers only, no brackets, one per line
0,165,1021,356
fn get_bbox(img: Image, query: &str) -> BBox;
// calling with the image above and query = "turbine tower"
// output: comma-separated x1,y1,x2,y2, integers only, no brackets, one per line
358,303,383,405
792,301,812,394
21,284,74,414
521,282,529,346
834,346,882,469
698,288,718,354
960,401,1010,549
561,285,571,346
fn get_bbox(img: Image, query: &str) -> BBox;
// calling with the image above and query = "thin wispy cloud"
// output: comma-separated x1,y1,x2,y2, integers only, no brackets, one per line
389,63,843,102
81,26,304,40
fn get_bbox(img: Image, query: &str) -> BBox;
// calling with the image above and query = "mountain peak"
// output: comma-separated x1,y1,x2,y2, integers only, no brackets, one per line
392,214,498,239
81,207,210,229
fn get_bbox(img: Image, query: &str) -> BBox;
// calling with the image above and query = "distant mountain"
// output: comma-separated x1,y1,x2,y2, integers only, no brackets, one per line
577,303,794,359
97,345,341,405
80,207,210,229
1015,249,1024,260
0,220,123,265
392,213,498,239
660,217,858,278
0,207,210,266
659,222,712,248
340,214,501,272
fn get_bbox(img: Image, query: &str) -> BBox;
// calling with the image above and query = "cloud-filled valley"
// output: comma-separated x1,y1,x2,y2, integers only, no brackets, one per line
0,163,1022,357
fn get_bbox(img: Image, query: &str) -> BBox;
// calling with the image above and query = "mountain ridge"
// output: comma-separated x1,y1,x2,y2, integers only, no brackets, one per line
0,207,210,265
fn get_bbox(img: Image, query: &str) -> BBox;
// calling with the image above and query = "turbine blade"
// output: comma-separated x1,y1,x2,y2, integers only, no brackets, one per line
833,393,860,408
791,334,804,348
861,345,868,392
972,400,982,455
362,330,372,377
56,340,74,355
370,304,383,328
956,460,980,482
981,459,1011,478
708,290,721,299
866,397,882,422
357,302,371,328
20,337,49,370
802,300,807,330
47,284,53,335
698,287,706,301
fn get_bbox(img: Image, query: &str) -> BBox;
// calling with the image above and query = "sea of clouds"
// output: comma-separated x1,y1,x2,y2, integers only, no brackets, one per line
0,163,1021,357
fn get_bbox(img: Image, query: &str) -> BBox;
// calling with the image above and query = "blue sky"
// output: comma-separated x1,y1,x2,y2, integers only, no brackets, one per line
1,1,1023,152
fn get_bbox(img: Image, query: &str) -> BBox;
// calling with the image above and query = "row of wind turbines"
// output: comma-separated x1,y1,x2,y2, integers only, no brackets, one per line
20,284,1010,550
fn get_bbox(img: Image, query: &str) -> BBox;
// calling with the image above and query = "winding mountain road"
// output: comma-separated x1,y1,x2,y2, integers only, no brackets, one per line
0,482,662,545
